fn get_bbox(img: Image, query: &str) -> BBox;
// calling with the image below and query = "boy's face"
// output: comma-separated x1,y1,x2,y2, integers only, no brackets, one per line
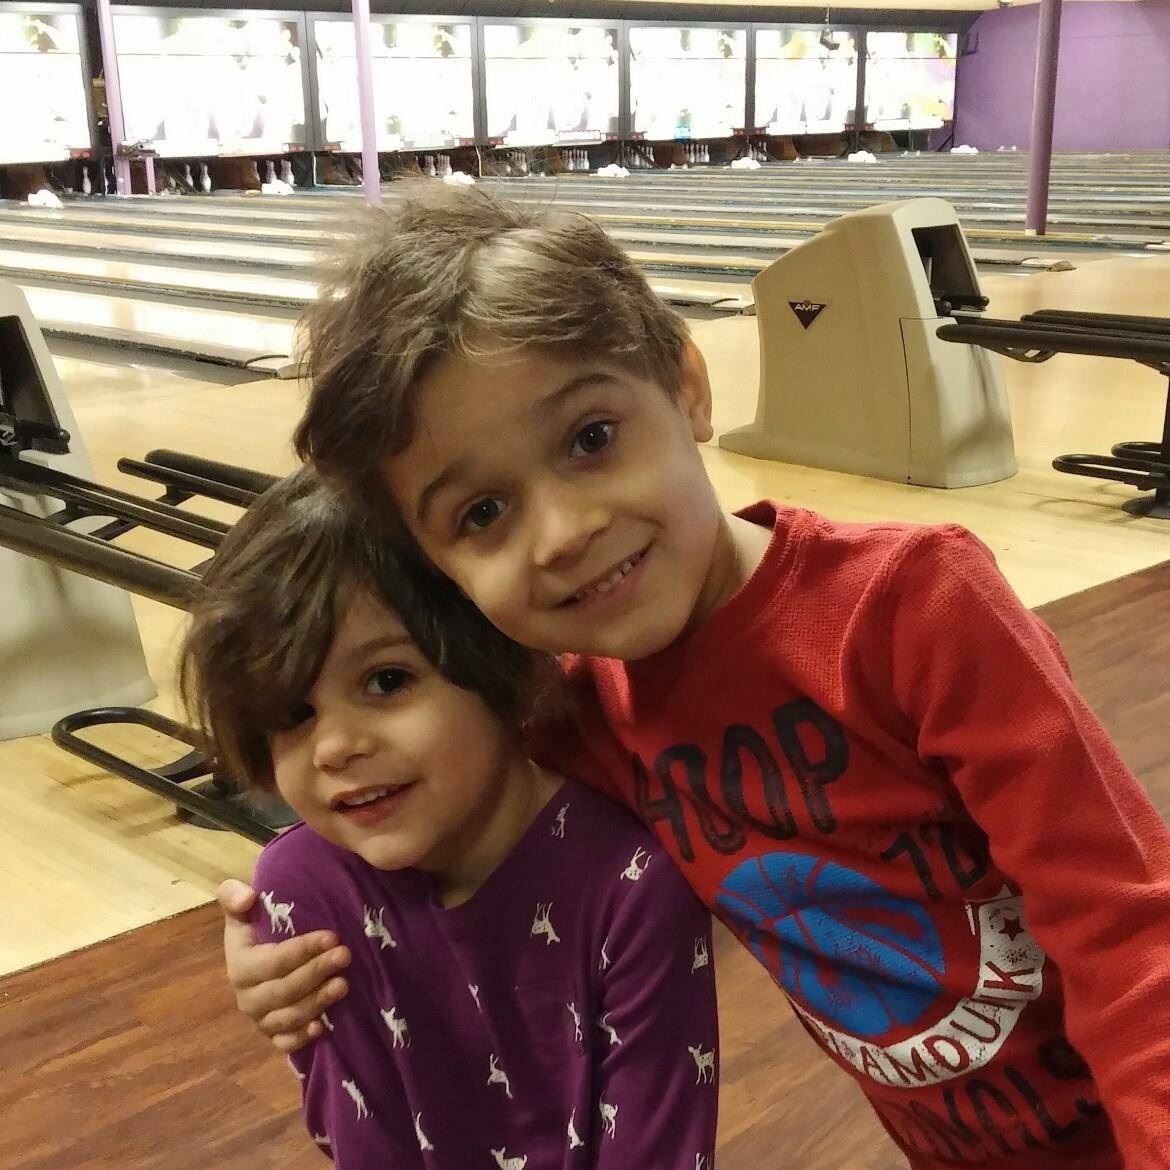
384,343,725,660
269,588,516,873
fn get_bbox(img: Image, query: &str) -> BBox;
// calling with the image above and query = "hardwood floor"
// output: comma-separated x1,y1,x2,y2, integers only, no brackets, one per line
4,559,1167,1170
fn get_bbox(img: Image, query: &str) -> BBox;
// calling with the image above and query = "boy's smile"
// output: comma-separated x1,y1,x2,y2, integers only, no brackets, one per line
384,342,748,660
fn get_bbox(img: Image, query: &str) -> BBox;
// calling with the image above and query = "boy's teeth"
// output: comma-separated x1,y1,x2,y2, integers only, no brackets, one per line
574,557,636,603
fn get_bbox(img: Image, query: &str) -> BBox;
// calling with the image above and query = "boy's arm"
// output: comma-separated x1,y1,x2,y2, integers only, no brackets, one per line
877,526,1170,1167
219,879,352,1053
589,850,719,1169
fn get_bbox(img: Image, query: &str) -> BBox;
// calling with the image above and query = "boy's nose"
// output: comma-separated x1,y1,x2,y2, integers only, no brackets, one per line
531,490,609,570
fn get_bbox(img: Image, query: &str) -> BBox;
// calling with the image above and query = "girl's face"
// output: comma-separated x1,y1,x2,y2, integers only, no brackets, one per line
269,588,521,880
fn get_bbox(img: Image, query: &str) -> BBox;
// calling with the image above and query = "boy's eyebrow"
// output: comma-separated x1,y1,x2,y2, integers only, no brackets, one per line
414,371,617,525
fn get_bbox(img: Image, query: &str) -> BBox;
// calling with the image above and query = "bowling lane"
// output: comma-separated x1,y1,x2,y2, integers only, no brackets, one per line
0,246,317,307
21,284,298,371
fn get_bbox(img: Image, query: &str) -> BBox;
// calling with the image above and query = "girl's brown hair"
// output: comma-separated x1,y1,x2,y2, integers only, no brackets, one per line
179,465,550,790
293,179,691,513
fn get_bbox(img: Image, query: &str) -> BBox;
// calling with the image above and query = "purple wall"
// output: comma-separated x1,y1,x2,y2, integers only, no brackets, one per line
954,0,1170,150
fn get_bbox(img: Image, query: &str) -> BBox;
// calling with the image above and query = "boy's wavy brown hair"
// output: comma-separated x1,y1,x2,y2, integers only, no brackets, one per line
293,179,691,514
179,465,552,790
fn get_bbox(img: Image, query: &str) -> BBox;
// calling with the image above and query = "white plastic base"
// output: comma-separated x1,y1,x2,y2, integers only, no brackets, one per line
1,278,155,741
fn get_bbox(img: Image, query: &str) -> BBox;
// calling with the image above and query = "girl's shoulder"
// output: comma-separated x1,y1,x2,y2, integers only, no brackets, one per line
531,777,698,913
252,821,416,931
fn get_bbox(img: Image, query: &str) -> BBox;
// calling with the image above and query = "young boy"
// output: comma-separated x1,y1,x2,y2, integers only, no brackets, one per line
220,183,1170,1168
183,466,718,1167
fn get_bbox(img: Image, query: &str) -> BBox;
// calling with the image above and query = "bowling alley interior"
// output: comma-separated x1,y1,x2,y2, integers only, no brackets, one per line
1,0,1169,1165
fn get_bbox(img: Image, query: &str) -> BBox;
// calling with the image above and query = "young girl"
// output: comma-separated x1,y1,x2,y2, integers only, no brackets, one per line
181,465,718,1169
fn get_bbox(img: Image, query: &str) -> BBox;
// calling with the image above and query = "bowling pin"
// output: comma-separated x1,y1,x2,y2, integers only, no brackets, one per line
183,163,193,189
265,160,276,184
81,165,91,195
200,162,212,193
252,161,261,186
281,159,296,188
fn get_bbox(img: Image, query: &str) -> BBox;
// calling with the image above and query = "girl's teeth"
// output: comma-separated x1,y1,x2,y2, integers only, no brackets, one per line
344,788,388,807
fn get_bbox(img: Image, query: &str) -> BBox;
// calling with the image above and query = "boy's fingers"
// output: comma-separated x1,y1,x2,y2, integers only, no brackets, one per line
236,947,350,1019
225,917,342,990
216,878,258,918
272,1025,321,1055
252,975,351,1037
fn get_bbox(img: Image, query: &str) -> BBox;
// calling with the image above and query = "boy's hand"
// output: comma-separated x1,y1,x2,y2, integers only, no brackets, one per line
218,879,351,1054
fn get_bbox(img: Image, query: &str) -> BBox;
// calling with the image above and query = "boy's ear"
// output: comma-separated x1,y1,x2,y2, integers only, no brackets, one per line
678,339,714,443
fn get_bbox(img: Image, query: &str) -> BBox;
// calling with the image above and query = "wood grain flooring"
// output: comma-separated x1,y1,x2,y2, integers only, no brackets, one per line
3,558,1167,1170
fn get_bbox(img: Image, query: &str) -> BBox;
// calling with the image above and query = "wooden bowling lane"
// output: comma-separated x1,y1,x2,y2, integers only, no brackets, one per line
75,186,1170,235
0,227,1058,341
20,283,298,372
0,197,1089,286
0,220,312,268
6,176,1162,243
0,205,328,244
0,217,758,346
3,555,1167,1169
0,246,317,308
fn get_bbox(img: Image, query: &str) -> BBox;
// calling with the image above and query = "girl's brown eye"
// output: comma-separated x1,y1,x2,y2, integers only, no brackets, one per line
464,498,504,531
365,668,412,697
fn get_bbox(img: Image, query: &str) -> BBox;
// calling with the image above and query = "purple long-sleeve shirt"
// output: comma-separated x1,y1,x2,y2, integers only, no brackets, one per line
251,778,718,1169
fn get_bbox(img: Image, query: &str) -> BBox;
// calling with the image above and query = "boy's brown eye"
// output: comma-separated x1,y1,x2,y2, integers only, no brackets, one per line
572,420,614,457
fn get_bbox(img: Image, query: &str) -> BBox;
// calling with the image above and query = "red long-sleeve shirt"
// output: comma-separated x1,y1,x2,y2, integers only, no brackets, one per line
551,502,1170,1169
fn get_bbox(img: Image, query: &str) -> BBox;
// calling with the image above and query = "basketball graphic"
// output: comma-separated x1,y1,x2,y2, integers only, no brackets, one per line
716,852,944,1038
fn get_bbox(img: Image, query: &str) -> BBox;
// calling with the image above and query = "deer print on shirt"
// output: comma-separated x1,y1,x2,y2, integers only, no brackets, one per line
567,1001,583,1043
342,1078,369,1119
531,902,560,945
320,1011,335,1032
691,936,709,973
260,890,295,935
551,804,569,838
598,1012,623,1047
380,1005,411,1048
689,1044,715,1084
363,905,397,950
491,1148,527,1170
599,1099,618,1138
311,1133,330,1149
567,1109,585,1149
598,936,611,971
488,1053,514,1099
696,1155,712,1170
621,847,651,882
469,983,482,1011
414,1113,435,1151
